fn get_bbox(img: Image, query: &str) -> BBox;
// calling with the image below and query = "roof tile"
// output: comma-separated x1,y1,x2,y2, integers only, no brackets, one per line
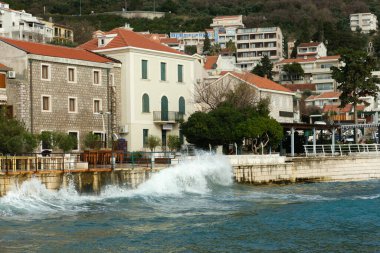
0,37,115,63
79,28,183,55
226,71,293,93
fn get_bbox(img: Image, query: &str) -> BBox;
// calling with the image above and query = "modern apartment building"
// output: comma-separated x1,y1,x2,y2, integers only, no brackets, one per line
236,27,284,71
0,37,121,151
275,55,341,93
80,27,200,151
0,2,53,43
210,15,244,48
350,13,378,33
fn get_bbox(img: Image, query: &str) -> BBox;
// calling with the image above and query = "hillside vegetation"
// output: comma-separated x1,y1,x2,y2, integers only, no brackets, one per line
5,0,380,55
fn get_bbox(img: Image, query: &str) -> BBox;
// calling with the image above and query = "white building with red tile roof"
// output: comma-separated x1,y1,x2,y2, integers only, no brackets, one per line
0,37,122,151
205,71,295,123
274,55,341,93
80,27,201,151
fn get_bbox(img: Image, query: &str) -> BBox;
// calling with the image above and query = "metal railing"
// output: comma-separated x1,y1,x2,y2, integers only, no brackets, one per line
0,151,179,173
153,111,183,122
304,144,380,157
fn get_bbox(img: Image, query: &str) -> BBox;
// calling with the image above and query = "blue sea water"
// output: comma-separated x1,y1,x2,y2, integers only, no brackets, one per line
0,155,379,252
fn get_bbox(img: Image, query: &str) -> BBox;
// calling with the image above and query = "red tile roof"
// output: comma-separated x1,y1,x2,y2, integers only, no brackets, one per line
204,56,218,70
79,28,183,55
0,63,12,71
323,104,366,113
298,42,321,47
0,37,116,63
282,83,316,92
160,38,180,44
306,91,341,101
278,55,340,64
226,71,293,93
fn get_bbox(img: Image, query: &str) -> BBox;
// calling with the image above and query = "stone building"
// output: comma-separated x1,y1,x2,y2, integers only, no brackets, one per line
0,37,121,151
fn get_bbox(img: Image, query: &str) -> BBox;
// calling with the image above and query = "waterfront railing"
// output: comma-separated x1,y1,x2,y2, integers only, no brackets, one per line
0,151,178,173
304,144,380,157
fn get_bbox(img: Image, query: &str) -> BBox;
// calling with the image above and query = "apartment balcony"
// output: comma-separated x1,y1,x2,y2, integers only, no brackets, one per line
312,78,335,84
153,111,184,124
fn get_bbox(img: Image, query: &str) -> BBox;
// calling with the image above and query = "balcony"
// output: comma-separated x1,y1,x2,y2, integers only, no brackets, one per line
153,111,184,124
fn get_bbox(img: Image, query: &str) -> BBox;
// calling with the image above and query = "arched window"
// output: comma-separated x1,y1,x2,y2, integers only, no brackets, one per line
142,93,149,112
179,96,185,114
161,96,168,121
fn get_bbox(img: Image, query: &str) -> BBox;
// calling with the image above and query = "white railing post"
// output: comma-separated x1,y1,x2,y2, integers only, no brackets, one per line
349,144,351,154
339,145,342,156
322,145,325,156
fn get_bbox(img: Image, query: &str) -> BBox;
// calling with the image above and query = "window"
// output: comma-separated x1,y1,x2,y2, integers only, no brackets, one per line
0,73,5,89
67,67,76,83
41,64,50,81
160,62,166,81
179,97,185,114
93,70,101,85
143,129,149,147
93,99,102,114
41,95,51,112
68,97,77,113
68,131,79,151
142,94,150,113
178,64,183,83
141,60,148,79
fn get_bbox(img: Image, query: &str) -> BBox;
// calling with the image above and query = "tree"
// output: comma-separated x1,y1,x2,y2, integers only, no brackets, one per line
282,63,304,83
195,80,260,112
331,51,380,143
203,31,211,55
226,39,236,56
167,135,181,152
83,132,102,150
40,131,77,152
0,110,38,154
147,135,161,151
184,45,197,55
251,55,274,80
373,33,380,59
209,43,221,56
238,117,283,153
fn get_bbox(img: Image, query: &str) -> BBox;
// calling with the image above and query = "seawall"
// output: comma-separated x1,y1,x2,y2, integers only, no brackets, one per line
0,168,160,197
233,154,380,184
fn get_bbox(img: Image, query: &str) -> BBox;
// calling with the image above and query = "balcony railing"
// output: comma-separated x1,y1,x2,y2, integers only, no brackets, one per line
153,111,184,123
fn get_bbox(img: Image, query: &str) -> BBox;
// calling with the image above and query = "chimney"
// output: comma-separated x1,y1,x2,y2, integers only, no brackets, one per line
264,74,268,79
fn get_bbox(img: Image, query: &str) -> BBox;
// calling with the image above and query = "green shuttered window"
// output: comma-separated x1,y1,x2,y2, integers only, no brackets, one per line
160,62,166,81
142,60,148,79
142,93,149,112
178,64,183,83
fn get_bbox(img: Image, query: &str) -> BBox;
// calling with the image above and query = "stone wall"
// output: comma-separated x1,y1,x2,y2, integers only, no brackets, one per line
233,155,380,184
0,168,157,196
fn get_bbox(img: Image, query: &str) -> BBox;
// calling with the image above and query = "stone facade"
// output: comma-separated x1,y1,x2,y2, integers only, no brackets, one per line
0,40,121,151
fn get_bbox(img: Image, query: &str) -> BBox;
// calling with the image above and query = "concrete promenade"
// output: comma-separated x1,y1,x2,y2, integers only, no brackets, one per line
1,154,380,196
